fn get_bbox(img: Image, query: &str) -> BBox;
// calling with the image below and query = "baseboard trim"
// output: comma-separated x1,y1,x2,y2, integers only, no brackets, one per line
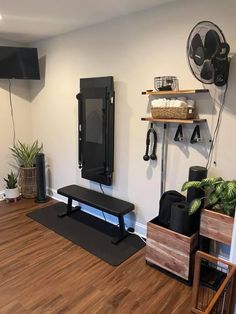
47,187,147,239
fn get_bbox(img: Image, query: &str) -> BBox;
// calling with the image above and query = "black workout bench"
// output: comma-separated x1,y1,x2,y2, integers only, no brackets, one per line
57,185,135,244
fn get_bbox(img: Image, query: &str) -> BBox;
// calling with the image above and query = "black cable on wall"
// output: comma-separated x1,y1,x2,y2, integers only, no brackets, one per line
8,79,16,146
206,83,228,169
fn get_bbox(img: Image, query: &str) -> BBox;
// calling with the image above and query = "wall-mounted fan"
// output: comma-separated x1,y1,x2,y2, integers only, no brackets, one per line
187,21,230,86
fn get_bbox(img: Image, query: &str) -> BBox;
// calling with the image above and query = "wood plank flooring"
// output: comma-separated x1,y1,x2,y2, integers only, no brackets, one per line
0,198,193,313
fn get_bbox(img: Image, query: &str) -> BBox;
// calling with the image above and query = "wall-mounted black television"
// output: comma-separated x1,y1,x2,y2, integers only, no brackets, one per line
0,46,40,80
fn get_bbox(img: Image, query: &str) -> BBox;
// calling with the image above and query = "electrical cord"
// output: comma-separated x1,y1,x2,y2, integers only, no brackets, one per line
206,83,228,169
99,183,107,222
126,226,146,244
99,183,104,194
8,79,16,146
99,183,146,242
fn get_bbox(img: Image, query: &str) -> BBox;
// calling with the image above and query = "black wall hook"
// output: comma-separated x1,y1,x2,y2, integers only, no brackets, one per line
174,124,184,142
190,125,201,144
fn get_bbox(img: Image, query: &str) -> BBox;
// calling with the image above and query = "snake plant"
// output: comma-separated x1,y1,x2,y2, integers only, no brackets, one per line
9,140,43,168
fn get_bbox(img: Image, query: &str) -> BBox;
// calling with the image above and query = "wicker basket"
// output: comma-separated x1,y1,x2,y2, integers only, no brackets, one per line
151,107,195,119
19,167,37,198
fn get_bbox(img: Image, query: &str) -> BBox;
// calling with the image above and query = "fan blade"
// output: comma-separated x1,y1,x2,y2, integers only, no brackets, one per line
193,47,205,66
190,33,205,66
204,30,221,59
191,33,203,53
200,60,214,81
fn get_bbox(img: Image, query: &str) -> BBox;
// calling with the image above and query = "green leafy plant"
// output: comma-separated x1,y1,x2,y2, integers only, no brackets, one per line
182,177,236,217
4,171,18,189
9,140,43,168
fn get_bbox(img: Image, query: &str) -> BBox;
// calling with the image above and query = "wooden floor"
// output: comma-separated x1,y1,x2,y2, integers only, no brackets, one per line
0,198,193,314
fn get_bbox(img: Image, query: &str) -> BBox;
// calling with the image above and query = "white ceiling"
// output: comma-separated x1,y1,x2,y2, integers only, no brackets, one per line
0,0,177,44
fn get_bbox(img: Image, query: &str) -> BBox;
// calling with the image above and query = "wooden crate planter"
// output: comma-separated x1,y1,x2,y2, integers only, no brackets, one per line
146,217,198,281
200,208,234,245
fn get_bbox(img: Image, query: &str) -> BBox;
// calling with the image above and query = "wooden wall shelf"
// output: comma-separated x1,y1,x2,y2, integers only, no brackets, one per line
141,118,207,124
141,87,208,196
142,89,209,96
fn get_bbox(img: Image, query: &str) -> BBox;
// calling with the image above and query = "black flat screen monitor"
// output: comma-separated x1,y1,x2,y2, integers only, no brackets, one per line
0,46,40,80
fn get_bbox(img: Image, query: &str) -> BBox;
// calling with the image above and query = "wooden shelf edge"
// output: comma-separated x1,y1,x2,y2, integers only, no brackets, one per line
141,117,207,124
142,89,209,95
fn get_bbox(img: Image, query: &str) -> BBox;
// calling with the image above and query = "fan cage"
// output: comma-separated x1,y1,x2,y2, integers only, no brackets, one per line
186,21,226,84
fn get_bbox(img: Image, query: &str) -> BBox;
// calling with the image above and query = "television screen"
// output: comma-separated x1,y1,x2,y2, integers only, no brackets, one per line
0,46,40,80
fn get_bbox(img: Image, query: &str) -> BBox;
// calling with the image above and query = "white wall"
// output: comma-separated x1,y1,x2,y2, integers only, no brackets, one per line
0,40,32,192
30,0,236,231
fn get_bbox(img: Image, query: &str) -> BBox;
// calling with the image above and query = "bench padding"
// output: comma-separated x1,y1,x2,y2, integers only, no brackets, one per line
57,185,134,217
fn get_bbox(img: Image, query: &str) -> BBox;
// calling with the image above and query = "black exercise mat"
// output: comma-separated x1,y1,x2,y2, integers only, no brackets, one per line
27,202,145,266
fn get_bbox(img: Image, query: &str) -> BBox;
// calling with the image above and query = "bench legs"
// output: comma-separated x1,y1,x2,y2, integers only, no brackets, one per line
112,215,129,245
58,198,130,244
58,198,81,218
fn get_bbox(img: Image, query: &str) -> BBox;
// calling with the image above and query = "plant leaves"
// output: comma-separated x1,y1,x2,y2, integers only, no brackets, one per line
188,198,202,215
221,196,236,216
9,140,42,167
215,182,226,196
181,181,202,191
3,170,17,188
222,202,235,216
200,177,223,188
225,180,236,200
208,191,219,206
199,177,215,186
225,197,236,207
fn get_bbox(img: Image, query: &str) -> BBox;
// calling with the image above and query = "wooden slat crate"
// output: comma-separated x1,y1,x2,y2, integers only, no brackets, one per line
200,208,234,245
146,218,198,281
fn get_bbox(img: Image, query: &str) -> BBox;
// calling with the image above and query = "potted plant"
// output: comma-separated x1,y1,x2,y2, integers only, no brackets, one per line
9,140,43,198
182,177,236,245
4,170,20,202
